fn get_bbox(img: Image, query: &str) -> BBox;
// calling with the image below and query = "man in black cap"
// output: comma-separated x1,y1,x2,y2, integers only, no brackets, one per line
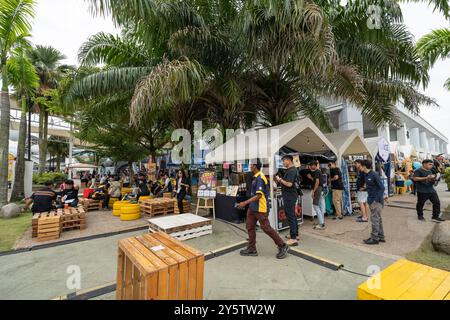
237,159,289,259
24,181,57,214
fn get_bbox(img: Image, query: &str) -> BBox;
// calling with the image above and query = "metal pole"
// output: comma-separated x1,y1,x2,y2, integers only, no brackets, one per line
69,121,73,166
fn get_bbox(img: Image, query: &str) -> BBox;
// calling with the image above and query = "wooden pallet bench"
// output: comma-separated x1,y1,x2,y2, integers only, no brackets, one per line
358,259,450,300
139,198,176,217
80,198,103,212
116,232,204,300
37,212,61,242
57,207,87,231
148,214,212,241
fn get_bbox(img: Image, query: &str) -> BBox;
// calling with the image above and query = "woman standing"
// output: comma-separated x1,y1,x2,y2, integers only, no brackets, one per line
176,170,190,214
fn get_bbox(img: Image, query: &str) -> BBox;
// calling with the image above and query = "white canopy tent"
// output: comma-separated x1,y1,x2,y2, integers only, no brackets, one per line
324,130,372,163
205,118,338,164
205,118,338,229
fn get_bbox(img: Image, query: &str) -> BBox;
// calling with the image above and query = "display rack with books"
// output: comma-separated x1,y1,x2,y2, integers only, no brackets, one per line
346,160,361,213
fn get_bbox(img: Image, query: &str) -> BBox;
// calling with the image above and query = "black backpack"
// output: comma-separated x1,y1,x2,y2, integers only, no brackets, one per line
294,170,303,196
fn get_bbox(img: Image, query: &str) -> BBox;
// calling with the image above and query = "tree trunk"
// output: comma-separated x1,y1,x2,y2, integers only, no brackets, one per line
0,61,11,206
128,161,134,177
38,107,45,174
10,98,27,201
56,153,61,172
38,108,49,174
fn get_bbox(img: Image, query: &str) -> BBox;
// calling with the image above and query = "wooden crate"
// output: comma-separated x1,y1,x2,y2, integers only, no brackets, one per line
148,214,212,241
32,211,59,238
163,192,173,199
116,232,204,300
173,200,191,214
58,207,87,231
358,259,450,300
81,198,103,212
139,198,176,217
37,212,61,242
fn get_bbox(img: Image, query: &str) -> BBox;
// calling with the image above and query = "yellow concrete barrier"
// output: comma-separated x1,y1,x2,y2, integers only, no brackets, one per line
357,259,450,300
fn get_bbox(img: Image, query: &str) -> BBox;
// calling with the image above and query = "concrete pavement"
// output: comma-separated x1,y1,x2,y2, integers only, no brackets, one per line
0,218,395,300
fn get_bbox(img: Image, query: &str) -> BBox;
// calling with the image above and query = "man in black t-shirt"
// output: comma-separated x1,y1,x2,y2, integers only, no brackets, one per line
307,161,325,230
137,174,150,200
413,159,445,222
59,180,79,208
328,161,344,219
276,155,300,246
25,181,57,213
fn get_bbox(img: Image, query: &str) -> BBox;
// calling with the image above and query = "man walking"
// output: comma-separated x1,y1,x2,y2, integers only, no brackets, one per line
412,159,445,223
328,161,344,220
275,155,300,246
361,160,385,245
237,159,289,259
307,161,325,230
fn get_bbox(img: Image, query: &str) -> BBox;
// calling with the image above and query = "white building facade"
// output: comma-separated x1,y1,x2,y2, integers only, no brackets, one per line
323,100,448,158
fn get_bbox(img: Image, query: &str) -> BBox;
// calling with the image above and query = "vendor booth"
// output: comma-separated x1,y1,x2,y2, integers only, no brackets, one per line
324,130,372,216
205,119,338,231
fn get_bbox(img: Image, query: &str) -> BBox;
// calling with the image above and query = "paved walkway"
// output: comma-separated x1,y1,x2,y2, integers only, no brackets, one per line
14,210,149,249
0,219,395,300
299,182,450,257
4,184,448,300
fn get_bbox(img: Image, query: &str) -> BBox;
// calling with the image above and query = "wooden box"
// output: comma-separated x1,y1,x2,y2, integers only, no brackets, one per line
139,198,176,217
173,200,191,214
116,232,204,300
163,192,173,199
58,208,87,231
81,198,103,212
358,259,450,300
37,212,61,242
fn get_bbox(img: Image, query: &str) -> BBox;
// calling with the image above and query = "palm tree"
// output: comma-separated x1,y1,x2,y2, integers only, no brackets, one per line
28,45,67,174
0,0,35,206
7,41,39,201
417,28,450,90
47,136,69,172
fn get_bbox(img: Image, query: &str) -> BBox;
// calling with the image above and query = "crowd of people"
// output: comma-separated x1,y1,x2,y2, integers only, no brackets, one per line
237,154,447,259
25,167,192,216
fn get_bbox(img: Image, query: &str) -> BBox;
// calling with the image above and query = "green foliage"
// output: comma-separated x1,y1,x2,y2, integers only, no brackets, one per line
445,167,450,190
0,214,31,252
32,172,67,185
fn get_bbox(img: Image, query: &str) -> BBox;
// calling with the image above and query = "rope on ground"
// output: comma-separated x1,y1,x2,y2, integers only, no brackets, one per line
340,267,370,278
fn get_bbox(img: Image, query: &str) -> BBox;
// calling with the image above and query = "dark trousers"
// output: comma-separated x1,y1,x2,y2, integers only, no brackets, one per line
177,190,187,214
283,196,298,239
246,209,284,250
416,192,440,218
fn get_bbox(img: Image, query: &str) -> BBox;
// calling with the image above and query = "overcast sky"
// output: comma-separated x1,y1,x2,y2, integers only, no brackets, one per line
30,0,450,140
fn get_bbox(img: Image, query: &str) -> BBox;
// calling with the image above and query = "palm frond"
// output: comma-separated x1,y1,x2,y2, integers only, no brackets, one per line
130,58,209,125
66,66,151,103
417,28,450,67
0,0,35,53
78,31,151,67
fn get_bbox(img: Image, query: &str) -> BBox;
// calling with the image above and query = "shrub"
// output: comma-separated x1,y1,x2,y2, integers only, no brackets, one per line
33,172,68,185
445,167,450,190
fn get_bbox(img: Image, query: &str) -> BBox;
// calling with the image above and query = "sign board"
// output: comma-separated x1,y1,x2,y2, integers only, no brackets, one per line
147,162,157,181
198,169,217,198
378,138,390,162
293,155,301,168
275,193,303,230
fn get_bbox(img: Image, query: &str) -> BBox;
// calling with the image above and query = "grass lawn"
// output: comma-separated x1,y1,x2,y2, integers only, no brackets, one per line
0,214,31,252
406,231,450,272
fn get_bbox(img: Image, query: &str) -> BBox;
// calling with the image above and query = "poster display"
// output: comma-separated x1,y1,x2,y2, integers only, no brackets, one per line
275,193,303,230
198,169,217,198
147,162,157,181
